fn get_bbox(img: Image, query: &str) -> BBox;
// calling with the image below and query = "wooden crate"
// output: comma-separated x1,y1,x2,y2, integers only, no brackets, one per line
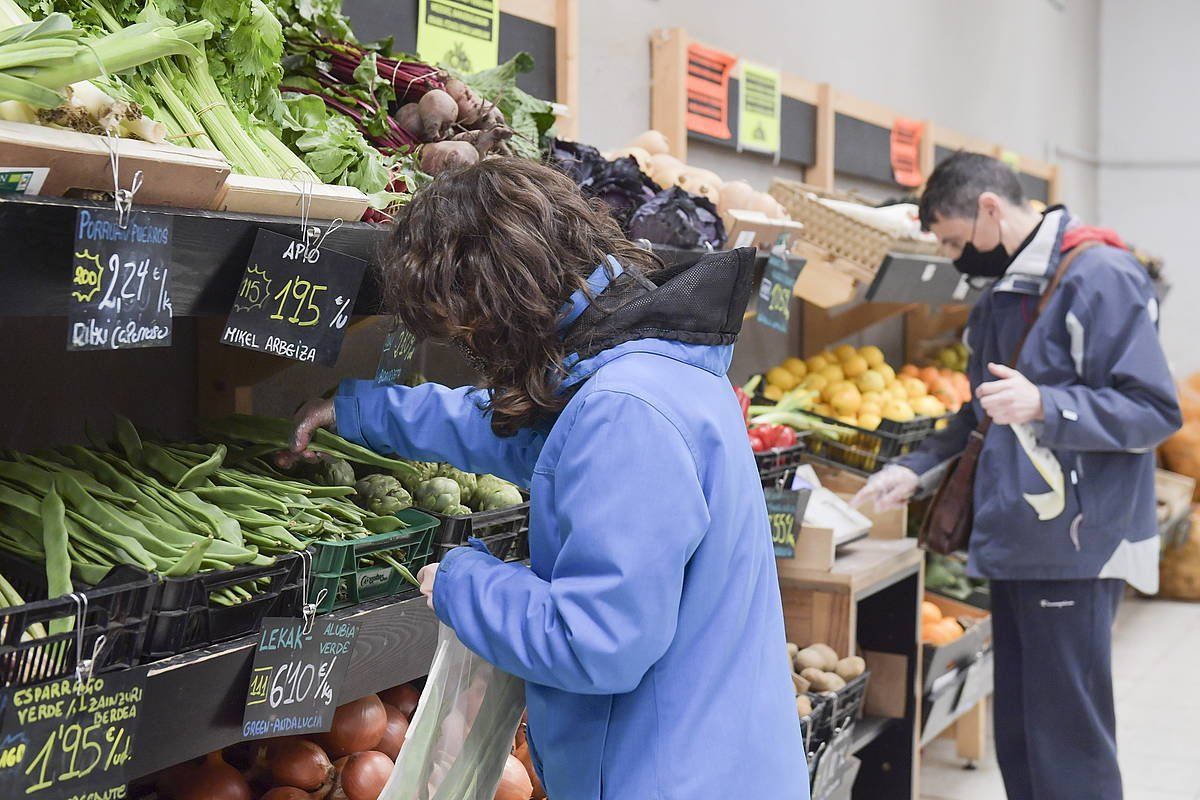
214,174,371,221
0,121,228,209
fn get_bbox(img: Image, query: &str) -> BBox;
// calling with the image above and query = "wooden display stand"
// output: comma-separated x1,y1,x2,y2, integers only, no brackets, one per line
779,536,924,799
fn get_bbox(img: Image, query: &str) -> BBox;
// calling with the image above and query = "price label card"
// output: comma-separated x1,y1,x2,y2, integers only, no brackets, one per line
738,61,781,155
755,249,805,333
222,229,367,367
69,207,173,351
375,321,418,386
417,0,499,73
764,486,810,558
242,617,360,740
0,669,145,799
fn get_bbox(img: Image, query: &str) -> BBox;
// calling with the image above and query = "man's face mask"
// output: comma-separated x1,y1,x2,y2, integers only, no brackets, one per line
953,207,1010,278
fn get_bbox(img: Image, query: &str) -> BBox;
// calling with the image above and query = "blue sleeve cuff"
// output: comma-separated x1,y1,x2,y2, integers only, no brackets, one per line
333,393,365,446
1038,386,1067,446
432,546,500,626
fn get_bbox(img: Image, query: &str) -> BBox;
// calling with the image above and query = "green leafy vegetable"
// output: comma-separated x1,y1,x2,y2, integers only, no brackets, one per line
461,52,555,159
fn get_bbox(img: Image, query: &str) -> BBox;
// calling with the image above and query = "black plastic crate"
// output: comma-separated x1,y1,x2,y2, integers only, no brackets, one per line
800,691,833,754
430,494,531,563
804,412,944,474
755,442,808,481
810,672,870,744
0,551,156,688
143,552,302,661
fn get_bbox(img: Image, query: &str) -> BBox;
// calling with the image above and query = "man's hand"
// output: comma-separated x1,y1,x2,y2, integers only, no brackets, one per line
977,363,1044,425
418,563,439,611
851,465,920,512
276,398,335,469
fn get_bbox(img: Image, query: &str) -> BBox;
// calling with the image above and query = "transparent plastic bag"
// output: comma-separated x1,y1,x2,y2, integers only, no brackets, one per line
380,623,525,800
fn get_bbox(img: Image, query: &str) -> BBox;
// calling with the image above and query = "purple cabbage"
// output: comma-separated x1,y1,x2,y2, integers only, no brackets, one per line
550,139,660,226
628,186,727,250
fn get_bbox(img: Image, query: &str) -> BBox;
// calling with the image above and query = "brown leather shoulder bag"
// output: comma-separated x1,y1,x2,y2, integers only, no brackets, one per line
919,241,1101,555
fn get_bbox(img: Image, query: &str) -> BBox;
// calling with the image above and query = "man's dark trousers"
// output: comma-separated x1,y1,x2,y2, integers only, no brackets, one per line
991,578,1125,800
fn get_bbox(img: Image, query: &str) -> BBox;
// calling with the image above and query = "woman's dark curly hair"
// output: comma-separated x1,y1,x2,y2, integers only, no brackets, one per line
384,157,660,436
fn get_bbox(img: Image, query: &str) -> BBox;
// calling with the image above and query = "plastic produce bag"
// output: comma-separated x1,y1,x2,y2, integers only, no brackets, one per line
380,623,526,800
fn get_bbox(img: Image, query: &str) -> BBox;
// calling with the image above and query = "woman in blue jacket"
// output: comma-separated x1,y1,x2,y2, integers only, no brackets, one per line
289,158,808,799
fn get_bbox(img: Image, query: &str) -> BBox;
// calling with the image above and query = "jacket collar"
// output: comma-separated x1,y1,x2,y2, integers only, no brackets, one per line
560,340,735,391
992,206,1068,296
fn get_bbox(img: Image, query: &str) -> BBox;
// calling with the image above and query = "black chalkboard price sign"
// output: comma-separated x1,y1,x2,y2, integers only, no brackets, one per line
221,229,368,367
241,616,360,740
0,669,145,799
69,207,174,351
375,320,418,386
764,485,811,558
755,248,805,333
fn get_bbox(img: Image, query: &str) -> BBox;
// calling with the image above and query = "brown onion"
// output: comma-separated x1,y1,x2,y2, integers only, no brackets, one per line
331,751,393,800
374,703,409,760
318,695,388,759
514,741,545,800
176,751,252,800
378,683,421,719
494,754,533,800
267,738,335,792
261,789,317,800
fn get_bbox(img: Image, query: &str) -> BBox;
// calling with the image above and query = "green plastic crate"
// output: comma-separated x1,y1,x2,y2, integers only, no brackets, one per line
308,508,439,613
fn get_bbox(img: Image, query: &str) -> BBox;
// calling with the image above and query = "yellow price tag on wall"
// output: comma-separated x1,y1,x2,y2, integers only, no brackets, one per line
1000,150,1021,170
738,61,781,155
417,0,500,73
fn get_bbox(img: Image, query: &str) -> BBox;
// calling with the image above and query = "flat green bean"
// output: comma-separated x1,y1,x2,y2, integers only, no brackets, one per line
114,415,143,465
40,487,73,635
175,444,227,490
164,535,212,577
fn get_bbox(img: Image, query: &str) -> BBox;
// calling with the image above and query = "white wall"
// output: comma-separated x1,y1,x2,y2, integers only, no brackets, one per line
576,0,1101,218
1098,0,1199,377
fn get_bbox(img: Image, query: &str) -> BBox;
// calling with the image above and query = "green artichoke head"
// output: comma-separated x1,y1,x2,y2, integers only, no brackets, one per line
478,483,524,511
397,461,439,494
436,464,478,503
415,476,462,513
444,503,473,517
355,474,413,515
318,456,356,487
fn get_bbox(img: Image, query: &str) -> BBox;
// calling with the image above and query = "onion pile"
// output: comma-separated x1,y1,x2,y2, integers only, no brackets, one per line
317,695,388,759
161,751,252,800
375,703,409,760
330,751,394,800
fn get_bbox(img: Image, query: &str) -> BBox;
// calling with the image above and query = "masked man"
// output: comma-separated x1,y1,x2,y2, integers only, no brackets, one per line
855,153,1180,800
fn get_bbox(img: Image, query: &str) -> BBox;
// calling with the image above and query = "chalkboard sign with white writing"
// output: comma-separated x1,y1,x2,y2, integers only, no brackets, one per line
375,321,418,386
69,208,173,351
755,249,805,333
242,616,360,740
222,229,367,367
0,669,145,799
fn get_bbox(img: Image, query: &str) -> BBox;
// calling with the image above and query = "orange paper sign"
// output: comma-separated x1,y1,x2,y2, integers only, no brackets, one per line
890,117,925,187
686,43,736,140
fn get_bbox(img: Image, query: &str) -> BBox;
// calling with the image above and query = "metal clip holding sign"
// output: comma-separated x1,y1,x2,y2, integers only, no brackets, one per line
102,132,143,230
296,549,328,635
291,173,344,264
68,592,106,689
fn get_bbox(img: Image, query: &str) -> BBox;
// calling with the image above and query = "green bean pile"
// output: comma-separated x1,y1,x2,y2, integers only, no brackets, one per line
0,416,421,614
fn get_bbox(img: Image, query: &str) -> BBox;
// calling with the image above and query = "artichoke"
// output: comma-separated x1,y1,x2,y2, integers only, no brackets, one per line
397,461,439,494
354,474,413,516
443,504,473,517
436,464,478,504
318,456,356,487
414,477,462,514
477,483,524,511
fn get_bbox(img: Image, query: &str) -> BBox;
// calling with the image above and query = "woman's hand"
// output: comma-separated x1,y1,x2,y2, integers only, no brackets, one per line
418,563,439,610
277,398,336,469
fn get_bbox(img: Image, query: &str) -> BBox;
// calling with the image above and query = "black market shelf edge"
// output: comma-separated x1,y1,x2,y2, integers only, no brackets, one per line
129,592,437,780
0,194,392,318
0,196,737,319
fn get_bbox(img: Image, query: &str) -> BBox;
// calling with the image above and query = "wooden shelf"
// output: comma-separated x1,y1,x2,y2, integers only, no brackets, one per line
130,592,437,781
778,538,922,600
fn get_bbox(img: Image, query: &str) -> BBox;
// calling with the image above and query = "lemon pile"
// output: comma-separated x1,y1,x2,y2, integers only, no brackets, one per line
762,344,948,431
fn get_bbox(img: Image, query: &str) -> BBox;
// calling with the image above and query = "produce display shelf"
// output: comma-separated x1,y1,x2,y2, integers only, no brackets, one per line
129,591,437,781
0,195,734,319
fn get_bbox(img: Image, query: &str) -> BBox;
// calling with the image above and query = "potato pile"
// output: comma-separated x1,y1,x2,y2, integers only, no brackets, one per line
786,641,866,718
602,130,789,221
762,344,951,430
